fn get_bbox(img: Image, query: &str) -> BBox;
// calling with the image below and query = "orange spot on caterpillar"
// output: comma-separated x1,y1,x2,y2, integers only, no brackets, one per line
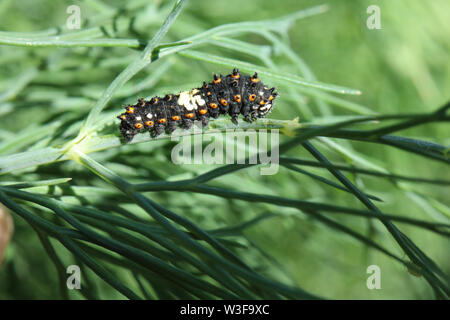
213,74,222,84
220,98,228,106
158,118,167,124
209,103,218,109
234,95,241,103
249,94,256,101
185,113,195,119
232,68,240,78
126,107,135,114
199,109,207,115
251,72,259,83
171,115,181,121
135,123,143,129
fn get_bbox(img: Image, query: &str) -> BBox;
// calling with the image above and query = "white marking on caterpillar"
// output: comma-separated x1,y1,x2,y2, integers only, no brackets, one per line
135,116,142,120
194,94,205,106
178,91,195,110
260,104,272,113
178,90,202,111
146,113,153,119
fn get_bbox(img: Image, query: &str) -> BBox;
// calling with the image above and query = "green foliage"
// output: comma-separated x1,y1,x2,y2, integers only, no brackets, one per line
0,0,449,299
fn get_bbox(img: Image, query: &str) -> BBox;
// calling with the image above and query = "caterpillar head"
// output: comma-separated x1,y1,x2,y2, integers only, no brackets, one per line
256,87,277,118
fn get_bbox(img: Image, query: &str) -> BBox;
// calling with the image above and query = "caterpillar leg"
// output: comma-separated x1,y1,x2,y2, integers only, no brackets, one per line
200,116,209,127
230,104,240,124
182,119,194,130
119,122,137,142
151,125,165,137
166,121,179,134
244,114,253,123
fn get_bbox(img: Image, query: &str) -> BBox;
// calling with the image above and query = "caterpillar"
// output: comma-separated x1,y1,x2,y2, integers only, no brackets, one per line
117,68,278,142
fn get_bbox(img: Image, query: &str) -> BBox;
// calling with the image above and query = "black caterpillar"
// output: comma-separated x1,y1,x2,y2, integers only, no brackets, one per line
117,68,278,142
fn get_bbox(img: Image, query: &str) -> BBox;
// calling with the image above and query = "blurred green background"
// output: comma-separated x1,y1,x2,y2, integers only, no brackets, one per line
0,0,448,299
